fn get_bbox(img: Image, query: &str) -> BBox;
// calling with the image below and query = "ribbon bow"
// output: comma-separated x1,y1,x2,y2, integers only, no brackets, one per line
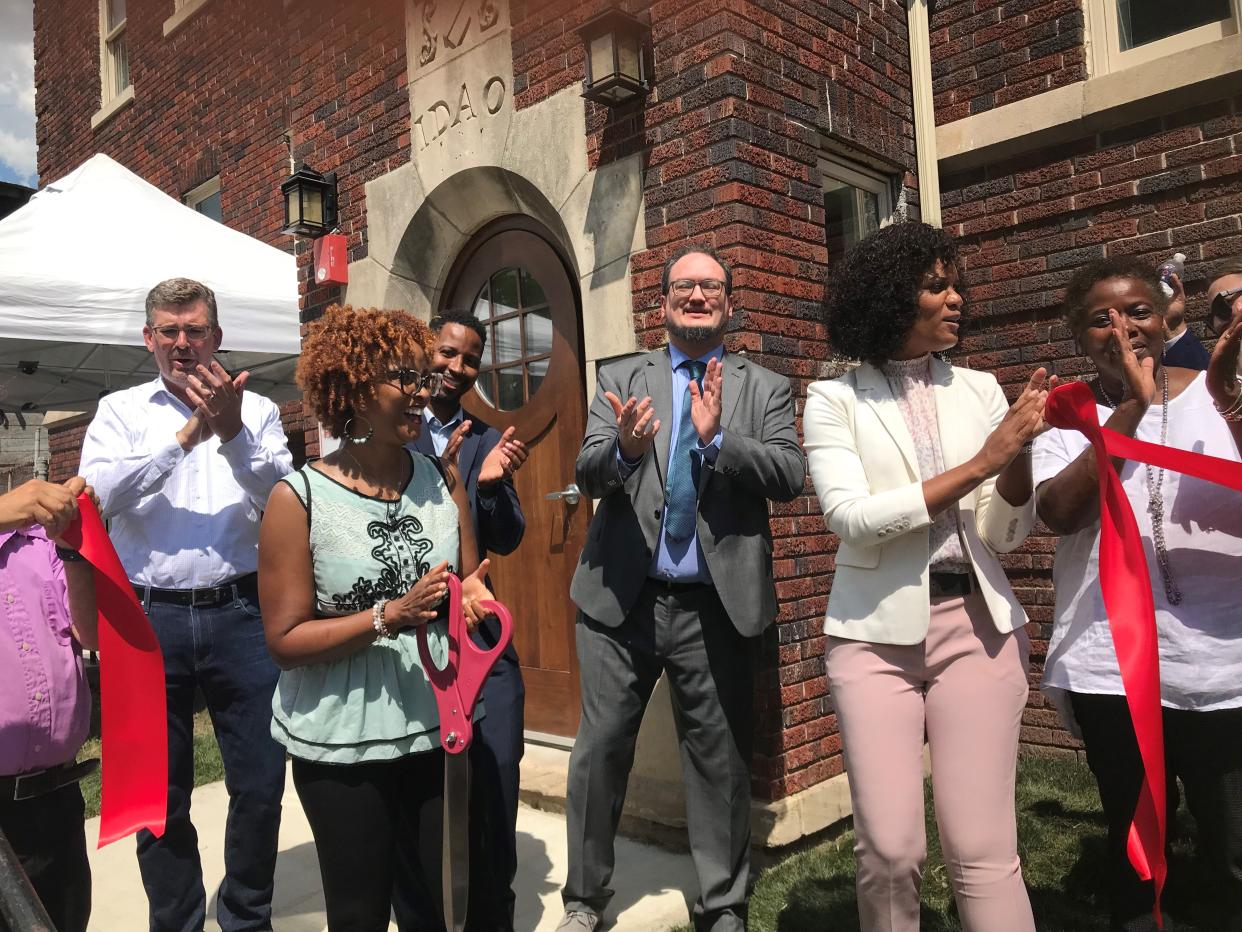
58,493,168,847
1044,381,1242,924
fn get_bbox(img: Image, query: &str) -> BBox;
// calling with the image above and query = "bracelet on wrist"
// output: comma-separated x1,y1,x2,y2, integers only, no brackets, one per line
54,545,86,563
1214,385,1242,421
371,598,395,640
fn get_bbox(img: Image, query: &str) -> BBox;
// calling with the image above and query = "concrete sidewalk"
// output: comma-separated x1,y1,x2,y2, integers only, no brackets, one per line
85,760,698,931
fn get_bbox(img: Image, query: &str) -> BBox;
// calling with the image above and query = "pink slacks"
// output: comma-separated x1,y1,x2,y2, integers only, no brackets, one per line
824,591,1035,932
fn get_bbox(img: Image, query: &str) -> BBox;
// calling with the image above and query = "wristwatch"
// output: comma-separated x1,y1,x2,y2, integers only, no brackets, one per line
54,545,86,563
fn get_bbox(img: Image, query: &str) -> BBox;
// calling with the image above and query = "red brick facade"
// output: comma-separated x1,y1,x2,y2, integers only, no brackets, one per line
929,0,1087,122
510,0,922,799
34,0,1242,804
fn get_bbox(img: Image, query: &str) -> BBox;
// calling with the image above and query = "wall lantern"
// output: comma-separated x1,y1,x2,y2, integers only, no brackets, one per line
577,9,650,107
280,165,338,237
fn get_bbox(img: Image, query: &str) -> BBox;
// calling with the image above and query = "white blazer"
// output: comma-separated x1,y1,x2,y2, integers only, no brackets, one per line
803,358,1034,645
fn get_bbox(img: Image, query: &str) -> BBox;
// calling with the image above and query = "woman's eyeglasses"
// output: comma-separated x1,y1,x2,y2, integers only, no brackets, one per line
386,369,444,396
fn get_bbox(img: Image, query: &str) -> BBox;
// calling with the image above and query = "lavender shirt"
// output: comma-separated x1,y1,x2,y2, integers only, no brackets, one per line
0,526,91,775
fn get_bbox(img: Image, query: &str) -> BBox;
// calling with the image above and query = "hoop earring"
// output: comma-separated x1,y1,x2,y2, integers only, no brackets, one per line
342,415,373,445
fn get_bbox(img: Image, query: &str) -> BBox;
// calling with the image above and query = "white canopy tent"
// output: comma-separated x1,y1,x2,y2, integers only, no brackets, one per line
0,154,301,414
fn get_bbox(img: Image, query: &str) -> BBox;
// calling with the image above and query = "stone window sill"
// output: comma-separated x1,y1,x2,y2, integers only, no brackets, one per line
936,33,1242,170
90,85,135,131
163,0,210,37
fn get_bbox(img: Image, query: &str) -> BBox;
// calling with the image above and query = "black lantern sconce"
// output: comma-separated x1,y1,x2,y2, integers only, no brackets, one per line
280,164,338,237
578,9,651,107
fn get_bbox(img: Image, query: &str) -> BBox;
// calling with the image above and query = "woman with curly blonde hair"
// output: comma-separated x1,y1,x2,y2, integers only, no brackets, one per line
258,305,496,931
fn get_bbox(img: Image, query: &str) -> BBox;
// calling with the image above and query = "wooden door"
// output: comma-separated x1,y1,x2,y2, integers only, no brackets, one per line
444,220,590,737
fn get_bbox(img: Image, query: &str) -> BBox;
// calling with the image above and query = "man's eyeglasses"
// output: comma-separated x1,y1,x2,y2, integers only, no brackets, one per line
669,279,726,298
1211,287,1242,321
151,325,213,343
386,369,444,396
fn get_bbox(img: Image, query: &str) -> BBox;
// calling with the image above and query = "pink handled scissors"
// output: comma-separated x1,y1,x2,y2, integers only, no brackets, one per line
416,572,513,932
416,572,514,754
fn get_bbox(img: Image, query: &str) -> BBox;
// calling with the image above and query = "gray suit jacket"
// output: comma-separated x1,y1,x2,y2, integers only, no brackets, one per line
570,348,805,637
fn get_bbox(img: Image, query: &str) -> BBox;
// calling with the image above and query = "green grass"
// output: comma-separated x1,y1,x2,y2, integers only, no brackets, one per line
79,710,224,819
673,755,1215,931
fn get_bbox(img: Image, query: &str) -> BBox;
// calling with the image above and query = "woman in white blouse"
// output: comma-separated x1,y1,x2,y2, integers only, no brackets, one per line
1032,255,1242,931
803,222,1051,931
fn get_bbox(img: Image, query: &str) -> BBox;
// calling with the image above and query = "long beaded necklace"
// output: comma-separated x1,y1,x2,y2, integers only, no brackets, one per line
1097,370,1183,605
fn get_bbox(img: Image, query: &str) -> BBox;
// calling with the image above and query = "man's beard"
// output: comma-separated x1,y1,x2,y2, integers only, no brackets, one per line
667,320,727,345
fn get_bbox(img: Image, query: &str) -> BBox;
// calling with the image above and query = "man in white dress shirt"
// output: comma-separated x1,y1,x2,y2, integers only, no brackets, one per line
80,278,292,932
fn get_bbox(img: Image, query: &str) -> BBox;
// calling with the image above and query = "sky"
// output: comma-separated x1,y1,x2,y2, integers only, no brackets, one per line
0,0,36,188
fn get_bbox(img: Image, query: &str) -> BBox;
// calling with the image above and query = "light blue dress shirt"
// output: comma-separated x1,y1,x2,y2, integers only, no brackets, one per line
617,345,724,583
423,408,464,457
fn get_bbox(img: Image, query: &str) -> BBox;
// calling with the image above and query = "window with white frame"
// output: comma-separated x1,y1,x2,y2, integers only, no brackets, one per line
183,177,222,223
1085,0,1241,74
820,157,892,266
99,0,130,105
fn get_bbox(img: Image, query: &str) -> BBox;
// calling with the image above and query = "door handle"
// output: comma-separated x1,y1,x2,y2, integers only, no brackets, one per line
545,483,581,506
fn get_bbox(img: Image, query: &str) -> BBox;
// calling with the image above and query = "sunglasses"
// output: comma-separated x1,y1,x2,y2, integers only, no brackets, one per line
386,369,444,396
1211,286,1242,321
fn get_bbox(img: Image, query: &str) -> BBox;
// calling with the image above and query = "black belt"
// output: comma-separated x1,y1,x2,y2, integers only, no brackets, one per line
134,572,259,608
929,571,974,598
0,758,99,802
647,577,710,593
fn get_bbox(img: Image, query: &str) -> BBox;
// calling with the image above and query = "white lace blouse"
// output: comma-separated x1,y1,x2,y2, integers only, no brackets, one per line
880,354,971,572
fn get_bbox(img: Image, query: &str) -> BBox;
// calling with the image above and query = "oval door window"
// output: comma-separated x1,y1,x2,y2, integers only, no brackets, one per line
471,266,553,411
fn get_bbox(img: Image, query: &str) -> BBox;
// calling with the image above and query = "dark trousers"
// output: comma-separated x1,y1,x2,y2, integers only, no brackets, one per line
563,581,754,932
0,781,91,932
1071,692,1242,931
468,618,525,931
390,620,524,931
293,752,446,932
136,592,285,932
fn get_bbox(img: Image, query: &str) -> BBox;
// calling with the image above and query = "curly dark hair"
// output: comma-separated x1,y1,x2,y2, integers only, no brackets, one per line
298,305,433,438
822,222,963,365
1061,256,1169,333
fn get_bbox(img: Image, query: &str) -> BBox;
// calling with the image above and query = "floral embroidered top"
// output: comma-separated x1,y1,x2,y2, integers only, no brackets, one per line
270,450,459,763
880,354,971,572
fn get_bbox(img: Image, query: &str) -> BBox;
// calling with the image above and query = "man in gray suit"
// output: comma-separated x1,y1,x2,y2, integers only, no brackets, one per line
556,245,805,932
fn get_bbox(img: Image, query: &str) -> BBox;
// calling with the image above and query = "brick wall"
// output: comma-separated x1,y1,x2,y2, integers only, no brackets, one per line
511,0,921,801
35,0,413,459
36,0,291,244
940,93,1242,757
929,0,1087,124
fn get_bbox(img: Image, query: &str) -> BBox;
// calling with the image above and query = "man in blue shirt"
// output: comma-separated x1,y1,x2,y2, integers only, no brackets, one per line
558,245,805,932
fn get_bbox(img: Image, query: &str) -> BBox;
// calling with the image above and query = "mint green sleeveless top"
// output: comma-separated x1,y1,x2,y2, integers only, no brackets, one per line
270,451,458,763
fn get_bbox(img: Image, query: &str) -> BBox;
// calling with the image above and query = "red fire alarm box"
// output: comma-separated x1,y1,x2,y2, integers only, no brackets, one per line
313,233,348,285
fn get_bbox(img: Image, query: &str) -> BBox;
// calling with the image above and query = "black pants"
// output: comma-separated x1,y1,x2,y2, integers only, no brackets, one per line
0,781,91,932
1071,692,1242,931
463,622,524,931
293,753,446,932
295,749,506,932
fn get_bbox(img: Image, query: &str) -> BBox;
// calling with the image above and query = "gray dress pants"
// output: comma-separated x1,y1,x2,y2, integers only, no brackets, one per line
562,580,754,932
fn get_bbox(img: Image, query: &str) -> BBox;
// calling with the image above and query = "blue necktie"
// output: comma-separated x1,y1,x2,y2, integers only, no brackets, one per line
664,359,706,542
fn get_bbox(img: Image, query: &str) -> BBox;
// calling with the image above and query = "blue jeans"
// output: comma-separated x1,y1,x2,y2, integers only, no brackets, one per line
135,590,285,932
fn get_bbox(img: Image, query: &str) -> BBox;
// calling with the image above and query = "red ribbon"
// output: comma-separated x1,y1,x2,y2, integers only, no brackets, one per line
1044,381,1242,924
60,493,168,847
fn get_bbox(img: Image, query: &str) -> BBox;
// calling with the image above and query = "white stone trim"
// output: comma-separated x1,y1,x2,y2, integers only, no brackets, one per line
937,33,1242,171
163,0,211,38
90,83,134,130
907,0,941,225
